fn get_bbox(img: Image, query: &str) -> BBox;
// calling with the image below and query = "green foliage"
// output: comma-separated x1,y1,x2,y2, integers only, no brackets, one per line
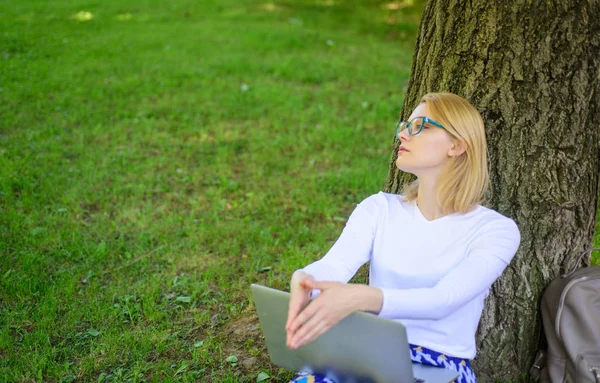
0,0,424,381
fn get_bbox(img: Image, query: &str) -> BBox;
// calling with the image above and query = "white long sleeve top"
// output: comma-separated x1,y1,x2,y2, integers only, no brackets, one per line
302,192,521,359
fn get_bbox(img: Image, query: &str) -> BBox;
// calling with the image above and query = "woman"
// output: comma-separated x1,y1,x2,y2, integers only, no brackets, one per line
284,92,521,383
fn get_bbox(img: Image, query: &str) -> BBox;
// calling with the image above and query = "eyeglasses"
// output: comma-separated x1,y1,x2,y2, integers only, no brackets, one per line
394,116,446,139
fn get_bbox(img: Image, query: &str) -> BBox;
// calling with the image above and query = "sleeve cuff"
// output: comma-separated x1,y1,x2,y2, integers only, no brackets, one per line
378,287,402,318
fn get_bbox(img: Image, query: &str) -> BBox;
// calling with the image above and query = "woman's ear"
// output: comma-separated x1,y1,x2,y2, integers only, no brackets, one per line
448,141,467,157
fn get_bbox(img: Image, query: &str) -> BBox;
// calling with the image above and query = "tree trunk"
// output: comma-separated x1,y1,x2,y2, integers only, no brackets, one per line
384,0,600,381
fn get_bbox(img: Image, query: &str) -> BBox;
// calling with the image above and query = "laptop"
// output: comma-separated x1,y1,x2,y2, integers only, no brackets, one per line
251,284,459,383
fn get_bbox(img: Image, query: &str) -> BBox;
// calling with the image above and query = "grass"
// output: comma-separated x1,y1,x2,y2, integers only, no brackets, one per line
0,0,598,382
0,0,423,381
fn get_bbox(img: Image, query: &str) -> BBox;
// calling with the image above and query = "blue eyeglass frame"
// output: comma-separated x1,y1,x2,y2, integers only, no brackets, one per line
394,116,446,138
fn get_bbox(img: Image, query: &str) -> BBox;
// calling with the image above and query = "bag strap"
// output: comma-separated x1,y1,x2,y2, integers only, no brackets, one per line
563,247,600,278
592,367,600,383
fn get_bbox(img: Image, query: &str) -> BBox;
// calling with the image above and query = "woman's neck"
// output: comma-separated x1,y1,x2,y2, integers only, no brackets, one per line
416,177,446,221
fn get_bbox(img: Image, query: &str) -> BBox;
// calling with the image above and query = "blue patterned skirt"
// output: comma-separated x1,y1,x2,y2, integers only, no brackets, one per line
289,343,476,383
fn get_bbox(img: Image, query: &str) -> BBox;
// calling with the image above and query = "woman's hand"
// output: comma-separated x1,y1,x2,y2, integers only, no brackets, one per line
286,281,362,350
286,271,316,346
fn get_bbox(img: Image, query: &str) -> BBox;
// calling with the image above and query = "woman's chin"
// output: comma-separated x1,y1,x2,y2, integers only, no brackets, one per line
395,161,418,176
395,158,409,171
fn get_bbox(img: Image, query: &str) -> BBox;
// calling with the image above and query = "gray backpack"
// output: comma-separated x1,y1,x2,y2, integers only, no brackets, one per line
531,248,600,382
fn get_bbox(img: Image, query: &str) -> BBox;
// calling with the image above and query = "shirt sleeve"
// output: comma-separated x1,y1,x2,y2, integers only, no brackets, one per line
301,193,383,284
378,218,521,320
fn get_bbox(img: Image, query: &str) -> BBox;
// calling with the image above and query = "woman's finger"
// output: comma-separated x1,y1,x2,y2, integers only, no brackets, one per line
300,279,316,289
286,293,303,329
294,320,330,349
288,297,321,333
310,281,338,291
289,309,326,349
287,278,313,329
286,327,294,347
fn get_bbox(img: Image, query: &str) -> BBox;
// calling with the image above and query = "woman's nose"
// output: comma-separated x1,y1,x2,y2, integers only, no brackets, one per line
398,127,410,141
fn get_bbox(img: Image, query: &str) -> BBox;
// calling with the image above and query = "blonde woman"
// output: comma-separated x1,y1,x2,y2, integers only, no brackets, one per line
285,93,521,383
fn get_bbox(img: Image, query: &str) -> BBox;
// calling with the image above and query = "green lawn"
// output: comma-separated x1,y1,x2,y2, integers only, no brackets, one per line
1,0,598,382
0,0,422,381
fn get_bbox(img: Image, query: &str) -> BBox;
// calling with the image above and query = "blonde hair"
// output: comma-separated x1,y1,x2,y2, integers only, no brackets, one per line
402,92,490,214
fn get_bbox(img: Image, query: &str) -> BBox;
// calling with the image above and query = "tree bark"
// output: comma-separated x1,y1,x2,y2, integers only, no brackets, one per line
384,0,600,381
